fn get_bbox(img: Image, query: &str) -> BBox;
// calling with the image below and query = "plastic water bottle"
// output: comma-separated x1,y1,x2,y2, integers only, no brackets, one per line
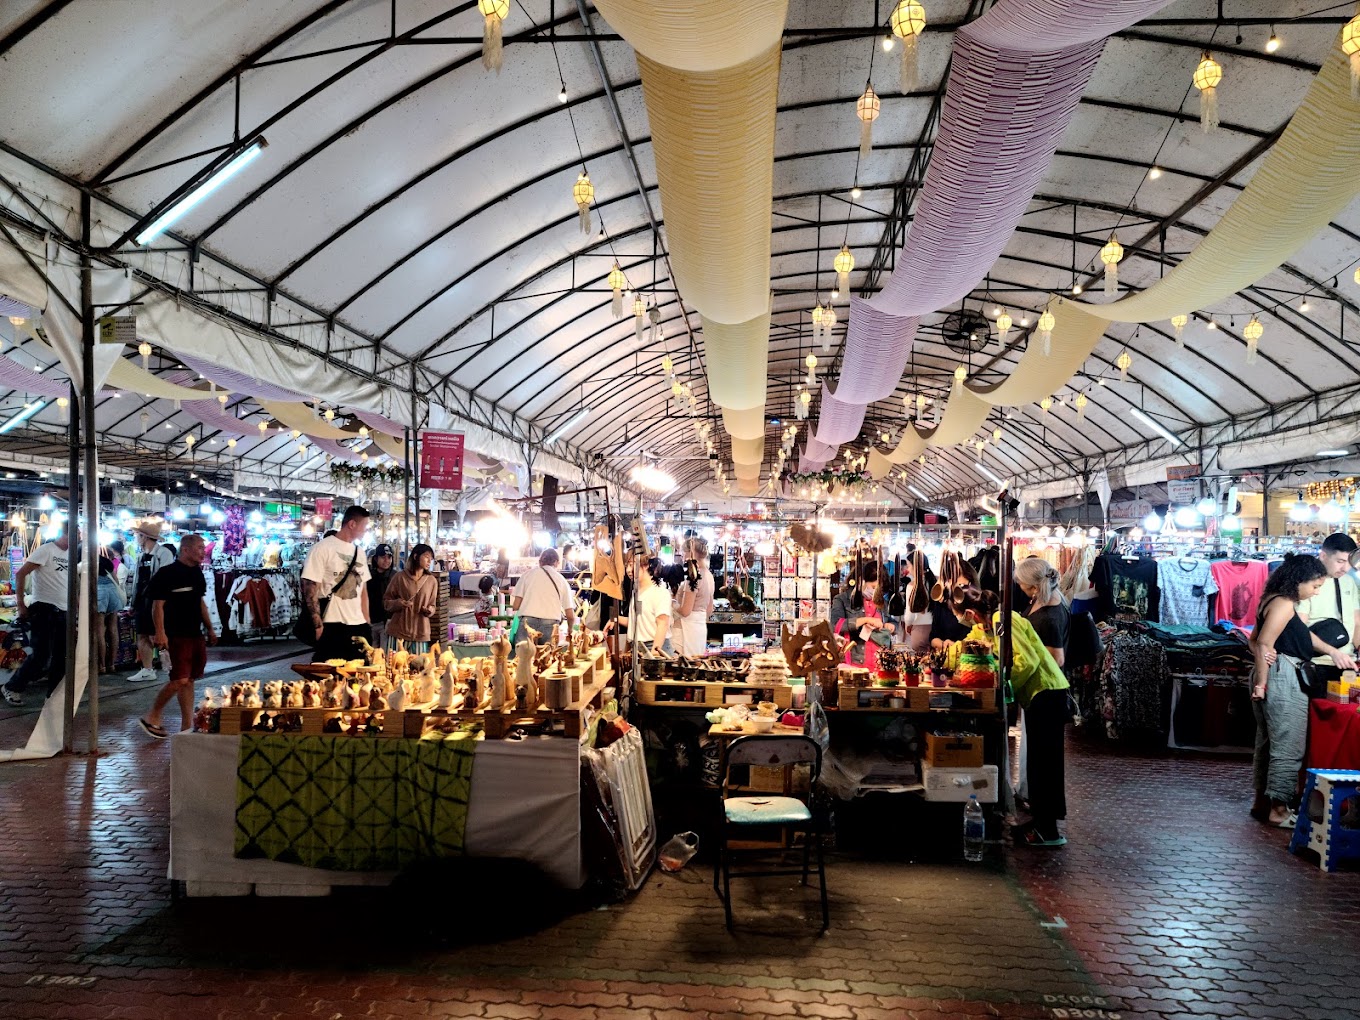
963,796,985,862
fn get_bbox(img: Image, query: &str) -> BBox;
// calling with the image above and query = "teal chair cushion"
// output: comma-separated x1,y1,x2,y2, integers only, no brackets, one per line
724,796,812,826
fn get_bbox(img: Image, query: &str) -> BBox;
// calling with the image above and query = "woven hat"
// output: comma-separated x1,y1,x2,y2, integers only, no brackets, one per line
133,519,163,541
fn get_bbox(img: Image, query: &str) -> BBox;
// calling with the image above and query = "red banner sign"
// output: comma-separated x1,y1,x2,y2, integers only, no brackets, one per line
420,431,465,491
315,497,333,520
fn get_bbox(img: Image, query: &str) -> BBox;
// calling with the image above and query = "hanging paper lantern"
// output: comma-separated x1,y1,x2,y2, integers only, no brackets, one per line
573,172,594,234
1170,313,1188,346
995,308,1012,343
1116,351,1132,380
1344,10,1360,98
358,425,369,438
992,427,1002,442
258,420,268,435
811,303,825,345
1040,396,1052,413
661,354,673,379
290,428,302,440
633,296,646,341
185,433,195,450
478,0,509,73
890,1,926,92
805,352,818,387
227,438,237,449
56,396,69,424
1099,235,1123,296
138,340,152,370
833,245,855,295
822,303,837,348
323,407,336,421
1243,315,1264,365
953,365,966,390
856,83,880,158
1075,393,1088,419
608,263,626,318
140,411,149,433
1193,52,1222,132
1036,306,1055,356
216,391,228,406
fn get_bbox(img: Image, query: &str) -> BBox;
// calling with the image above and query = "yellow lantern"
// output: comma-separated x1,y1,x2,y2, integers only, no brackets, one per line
1193,52,1222,131
185,432,195,449
953,364,967,386
1243,315,1264,365
1344,10,1360,97
1116,351,1132,380
1036,306,1055,356
995,308,1013,342
855,83,880,158
633,295,646,341
608,262,626,318
890,1,927,91
1040,396,1052,413
1099,234,1123,296
137,340,152,370
1170,313,1188,346
478,0,509,73
805,352,818,387
323,407,335,421
56,395,69,424
257,420,268,435
992,427,1002,442
1075,393,1088,419
227,438,237,449
661,354,673,376
833,245,855,295
7,315,24,326
573,172,594,234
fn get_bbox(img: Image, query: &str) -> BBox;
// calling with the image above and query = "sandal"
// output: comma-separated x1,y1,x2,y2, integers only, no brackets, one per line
138,718,168,740
1019,827,1067,848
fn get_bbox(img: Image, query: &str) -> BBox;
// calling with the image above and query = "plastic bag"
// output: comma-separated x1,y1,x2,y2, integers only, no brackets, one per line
658,831,699,872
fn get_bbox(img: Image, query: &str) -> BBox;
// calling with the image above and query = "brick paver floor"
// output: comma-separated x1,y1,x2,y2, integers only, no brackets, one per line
2,672,1358,1020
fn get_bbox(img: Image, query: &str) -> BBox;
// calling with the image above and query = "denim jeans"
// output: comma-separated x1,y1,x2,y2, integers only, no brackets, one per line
1252,654,1309,806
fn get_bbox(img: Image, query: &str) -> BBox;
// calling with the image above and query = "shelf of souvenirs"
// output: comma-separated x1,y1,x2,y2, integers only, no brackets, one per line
195,631,614,741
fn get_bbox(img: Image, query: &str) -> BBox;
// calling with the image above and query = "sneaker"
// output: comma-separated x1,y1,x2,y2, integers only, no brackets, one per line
127,668,157,683
1,685,22,706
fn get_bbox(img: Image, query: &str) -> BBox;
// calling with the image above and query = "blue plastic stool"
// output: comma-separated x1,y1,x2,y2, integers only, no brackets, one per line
1290,769,1360,872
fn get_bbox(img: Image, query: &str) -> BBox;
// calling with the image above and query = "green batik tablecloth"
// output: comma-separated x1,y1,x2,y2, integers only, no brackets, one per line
233,729,478,870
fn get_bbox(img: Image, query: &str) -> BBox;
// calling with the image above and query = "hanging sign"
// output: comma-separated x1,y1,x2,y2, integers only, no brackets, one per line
420,431,465,491
1164,464,1199,481
315,497,333,520
1167,478,1200,505
97,315,138,345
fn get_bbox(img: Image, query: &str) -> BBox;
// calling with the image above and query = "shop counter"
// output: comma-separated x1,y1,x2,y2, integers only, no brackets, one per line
169,731,584,895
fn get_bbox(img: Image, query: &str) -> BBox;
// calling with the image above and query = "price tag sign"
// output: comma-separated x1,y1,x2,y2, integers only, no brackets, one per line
722,633,743,650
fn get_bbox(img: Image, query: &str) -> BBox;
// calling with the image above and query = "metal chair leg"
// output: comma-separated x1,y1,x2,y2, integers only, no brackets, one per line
721,845,734,931
816,831,829,932
801,830,811,886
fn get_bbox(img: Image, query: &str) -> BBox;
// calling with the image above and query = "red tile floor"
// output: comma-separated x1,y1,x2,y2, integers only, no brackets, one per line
2,659,1358,1020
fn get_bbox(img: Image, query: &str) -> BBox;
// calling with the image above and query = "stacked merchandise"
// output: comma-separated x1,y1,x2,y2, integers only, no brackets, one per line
747,650,791,685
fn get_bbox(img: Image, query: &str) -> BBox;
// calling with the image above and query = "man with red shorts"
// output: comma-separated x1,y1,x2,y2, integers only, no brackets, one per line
139,533,215,738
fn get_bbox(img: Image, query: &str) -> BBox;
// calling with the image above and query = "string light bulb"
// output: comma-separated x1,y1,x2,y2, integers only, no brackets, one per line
1148,165,1162,179
850,185,862,199
558,82,568,103
1265,29,1281,54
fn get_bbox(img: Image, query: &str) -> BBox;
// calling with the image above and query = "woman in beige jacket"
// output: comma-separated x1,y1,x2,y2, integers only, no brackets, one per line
383,544,439,652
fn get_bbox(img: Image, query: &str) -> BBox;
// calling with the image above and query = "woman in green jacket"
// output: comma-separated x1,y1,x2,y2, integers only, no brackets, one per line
951,584,1070,848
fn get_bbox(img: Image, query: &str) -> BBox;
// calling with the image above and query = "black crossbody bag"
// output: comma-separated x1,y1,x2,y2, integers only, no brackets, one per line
293,548,359,647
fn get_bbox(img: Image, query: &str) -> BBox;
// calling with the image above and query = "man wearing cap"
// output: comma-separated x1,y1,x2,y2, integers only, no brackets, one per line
128,519,175,683
367,544,397,651
1,523,73,705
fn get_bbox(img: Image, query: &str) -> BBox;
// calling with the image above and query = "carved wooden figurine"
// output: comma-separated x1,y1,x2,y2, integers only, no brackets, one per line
515,639,537,710
490,634,512,710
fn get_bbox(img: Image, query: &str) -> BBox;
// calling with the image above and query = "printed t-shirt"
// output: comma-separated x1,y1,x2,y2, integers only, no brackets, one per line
1092,554,1160,621
146,560,207,637
25,541,70,608
301,536,371,625
1157,558,1219,626
1210,559,1268,631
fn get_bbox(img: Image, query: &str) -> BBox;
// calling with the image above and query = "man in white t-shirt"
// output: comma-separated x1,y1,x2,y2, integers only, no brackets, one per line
511,548,575,641
2,524,73,705
300,505,372,662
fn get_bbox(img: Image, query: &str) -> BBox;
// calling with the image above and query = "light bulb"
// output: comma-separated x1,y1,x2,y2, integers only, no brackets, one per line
558,82,568,103
1072,283,1083,295
851,186,862,199
1301,298,1311,312
1020,315,1029,327
1148,165,1162,179
881,33,895,52
1265,31,1280,53
1206,319,1218,330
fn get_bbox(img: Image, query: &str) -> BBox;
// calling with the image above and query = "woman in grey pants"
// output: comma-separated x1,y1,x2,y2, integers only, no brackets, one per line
1251,555,1355,828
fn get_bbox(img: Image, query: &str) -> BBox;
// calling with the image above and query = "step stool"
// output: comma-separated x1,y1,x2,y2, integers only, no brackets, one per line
1289,769,1360,872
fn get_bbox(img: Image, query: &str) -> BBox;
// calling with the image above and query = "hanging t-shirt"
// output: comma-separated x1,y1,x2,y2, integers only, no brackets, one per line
1092,553,1160,621
301,536,371,626
1210,559,1269,631
1157,557,1219,627
24,541,70,609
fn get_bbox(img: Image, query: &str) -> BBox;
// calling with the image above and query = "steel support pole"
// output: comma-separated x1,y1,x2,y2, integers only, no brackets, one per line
62,378,78,754
402,426,411,554
411,365,421,544
81,194,99,753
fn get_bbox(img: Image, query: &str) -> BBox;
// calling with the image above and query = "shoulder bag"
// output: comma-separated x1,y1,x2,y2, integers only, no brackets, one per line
293,547,359,647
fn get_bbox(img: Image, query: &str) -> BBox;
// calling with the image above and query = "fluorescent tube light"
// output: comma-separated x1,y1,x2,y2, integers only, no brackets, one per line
1129,407,1184,447
1317,449,1350,457
974,461,1004,485
0,400,46,434
907,484,928,500
545,406,590,444
136,139,268,246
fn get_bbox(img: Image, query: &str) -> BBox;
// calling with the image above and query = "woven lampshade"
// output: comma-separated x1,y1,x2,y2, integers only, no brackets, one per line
1193,52,1222,131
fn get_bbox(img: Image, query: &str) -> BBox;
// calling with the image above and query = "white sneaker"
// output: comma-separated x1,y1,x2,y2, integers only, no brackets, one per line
127,668,157,683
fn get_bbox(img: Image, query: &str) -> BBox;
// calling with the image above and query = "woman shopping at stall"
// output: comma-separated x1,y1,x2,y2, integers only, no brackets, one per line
673,537,715,656
1251,555,1356,827
950,584,1070,847
1016,557,1070,666
383,543,439,653
829,560,896,671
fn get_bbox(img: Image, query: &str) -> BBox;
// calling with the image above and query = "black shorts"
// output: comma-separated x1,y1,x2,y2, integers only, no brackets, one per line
135,599,155,636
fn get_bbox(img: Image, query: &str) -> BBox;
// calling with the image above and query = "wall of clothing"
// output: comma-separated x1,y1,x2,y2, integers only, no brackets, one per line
211,566,300,641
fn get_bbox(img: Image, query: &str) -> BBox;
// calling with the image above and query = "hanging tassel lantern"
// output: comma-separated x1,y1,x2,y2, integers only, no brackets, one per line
323,407,335,421
995,308,1012,343
573,172,594,234
1243,315,1264,365
1040,396,1052,414
185,433,195,452
478,0,509,73
953,364,966,391
1116,351,1132,380
833,245,854,295
140,411,149,434
227,438,237,449
856,83,880,158
1170,313,1188,346
258,420,268,436
633,296,646,340
217,391,228,406
890,1,926,92
805,353,818,387
1344,9,1360,98
1193,52,1222,132
811,303,825,345
822,303,837,348
1075,393,1088,419
608,263,626,318
661,353,673,380
56,396,69,424
798,389,811,420
1100,234,1123,296
1036,306,1055,355
138,340,152,371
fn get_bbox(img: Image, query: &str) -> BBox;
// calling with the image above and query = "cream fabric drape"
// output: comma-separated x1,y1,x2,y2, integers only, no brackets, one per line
259,400,355,441
730,435,766,465
972,299,1108,406
702,313,768,410
592,0,787,71
722,405,766,440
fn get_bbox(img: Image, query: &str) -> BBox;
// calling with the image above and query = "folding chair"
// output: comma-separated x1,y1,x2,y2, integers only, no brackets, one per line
713,734,828,932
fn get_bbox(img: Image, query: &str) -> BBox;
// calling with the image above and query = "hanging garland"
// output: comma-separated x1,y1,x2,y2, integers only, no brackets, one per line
789,468,872,489
330,463,409,488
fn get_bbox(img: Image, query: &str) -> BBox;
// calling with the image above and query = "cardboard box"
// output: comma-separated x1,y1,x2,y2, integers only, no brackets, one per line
920,764,999,803
924,732,984,768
